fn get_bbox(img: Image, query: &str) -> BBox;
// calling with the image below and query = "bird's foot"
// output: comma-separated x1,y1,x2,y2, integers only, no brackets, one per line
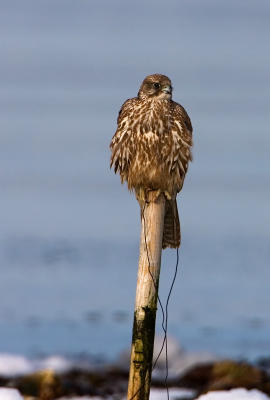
147,189,171,202
136,187,147,205
164,191,172,200
149,189,162,202
136,188,172,204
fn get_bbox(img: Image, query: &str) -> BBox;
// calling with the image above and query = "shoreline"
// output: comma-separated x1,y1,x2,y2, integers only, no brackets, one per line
0,349,269,400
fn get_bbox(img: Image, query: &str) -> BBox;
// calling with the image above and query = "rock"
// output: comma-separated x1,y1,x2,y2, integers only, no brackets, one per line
15,369,62,400
178,363,214,390
179,360,270,397
1,358,269,399
59,367,127,397
209,361,263,391
258,358,270,375
1,367,127,399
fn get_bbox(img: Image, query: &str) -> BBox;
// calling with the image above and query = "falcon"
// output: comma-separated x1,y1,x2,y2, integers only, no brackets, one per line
110,74,193,248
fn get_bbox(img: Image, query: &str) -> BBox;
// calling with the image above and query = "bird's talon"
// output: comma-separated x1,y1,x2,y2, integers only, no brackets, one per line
151,189,161,202
164,191,172,200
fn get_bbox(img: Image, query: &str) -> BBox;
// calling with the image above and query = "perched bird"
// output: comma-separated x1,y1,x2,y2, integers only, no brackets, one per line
110,74,193,248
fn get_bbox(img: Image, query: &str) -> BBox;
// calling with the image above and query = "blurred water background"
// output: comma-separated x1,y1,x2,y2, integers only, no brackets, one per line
0,0,269,362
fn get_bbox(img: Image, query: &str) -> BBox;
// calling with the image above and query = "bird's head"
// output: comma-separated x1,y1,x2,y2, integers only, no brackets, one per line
138,74,172,101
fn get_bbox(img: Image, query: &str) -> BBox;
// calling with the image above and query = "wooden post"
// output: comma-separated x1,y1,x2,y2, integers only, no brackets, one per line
127,191,165,400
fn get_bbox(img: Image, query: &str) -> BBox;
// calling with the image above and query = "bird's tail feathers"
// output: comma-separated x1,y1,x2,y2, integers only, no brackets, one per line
162,199,180,249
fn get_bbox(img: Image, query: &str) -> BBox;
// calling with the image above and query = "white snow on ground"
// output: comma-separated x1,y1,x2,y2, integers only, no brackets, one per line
149,388,195,399
196,388,270,400
57,389,270,400
0,388,195,400
0,353,72,376
58,398,103,400
0,388,23,400
0,388,269,400
35,355,72,373
152,336,218,380
0,337,217,379
58,398,101,400
0,354,33,376
58,389,194,400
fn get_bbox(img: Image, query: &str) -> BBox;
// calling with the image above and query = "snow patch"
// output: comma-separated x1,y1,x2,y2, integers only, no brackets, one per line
0,353,72,376
58,398,100,400
196,388,270,400
150,388,195,399
152,335,218,380
0,354,33,376
35,355,72,373
0,388,23,400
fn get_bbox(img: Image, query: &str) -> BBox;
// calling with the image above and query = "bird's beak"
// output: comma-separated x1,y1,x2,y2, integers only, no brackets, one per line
161,85,172,95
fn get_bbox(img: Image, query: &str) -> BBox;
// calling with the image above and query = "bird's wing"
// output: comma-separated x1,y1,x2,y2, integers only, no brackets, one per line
110,98,137,182
170,101,193,186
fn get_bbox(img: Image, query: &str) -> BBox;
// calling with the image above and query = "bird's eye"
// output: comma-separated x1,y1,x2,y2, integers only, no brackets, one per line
153,83,160,89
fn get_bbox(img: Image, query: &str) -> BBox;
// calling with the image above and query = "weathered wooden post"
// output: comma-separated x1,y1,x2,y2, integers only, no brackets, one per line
127,190,165,400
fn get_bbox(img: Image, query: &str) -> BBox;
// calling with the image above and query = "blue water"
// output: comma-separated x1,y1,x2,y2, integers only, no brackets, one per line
0,0,270,361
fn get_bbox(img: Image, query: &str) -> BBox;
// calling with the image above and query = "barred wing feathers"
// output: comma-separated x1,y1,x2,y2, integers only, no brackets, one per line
169,101,193,191
110,98,137,183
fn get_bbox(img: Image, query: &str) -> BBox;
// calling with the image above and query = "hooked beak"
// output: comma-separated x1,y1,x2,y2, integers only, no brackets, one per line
161,85,172,95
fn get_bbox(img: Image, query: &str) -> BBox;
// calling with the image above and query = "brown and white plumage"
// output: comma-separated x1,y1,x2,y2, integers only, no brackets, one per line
110,74,193,248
